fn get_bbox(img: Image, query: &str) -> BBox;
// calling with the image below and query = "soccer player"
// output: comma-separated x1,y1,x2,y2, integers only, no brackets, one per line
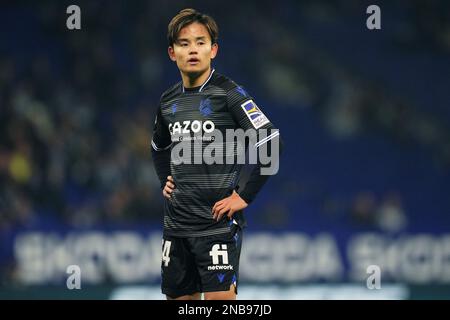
151,8,283,300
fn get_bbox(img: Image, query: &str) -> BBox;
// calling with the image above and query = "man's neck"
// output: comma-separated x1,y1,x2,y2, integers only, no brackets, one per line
181,67,212,89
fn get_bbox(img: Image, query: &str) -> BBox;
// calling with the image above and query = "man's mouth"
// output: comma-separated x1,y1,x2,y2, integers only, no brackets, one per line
187,58,200,65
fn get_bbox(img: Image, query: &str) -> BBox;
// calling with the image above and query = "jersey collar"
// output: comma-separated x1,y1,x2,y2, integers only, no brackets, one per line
182,68,215,93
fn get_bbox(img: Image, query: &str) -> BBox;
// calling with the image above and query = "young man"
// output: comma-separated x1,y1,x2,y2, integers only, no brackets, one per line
151,8,283,300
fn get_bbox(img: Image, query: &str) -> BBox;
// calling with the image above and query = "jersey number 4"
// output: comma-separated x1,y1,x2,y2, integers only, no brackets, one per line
162,240,172,267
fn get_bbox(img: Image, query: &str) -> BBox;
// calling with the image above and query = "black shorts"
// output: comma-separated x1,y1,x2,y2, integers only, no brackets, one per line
161,224,243,299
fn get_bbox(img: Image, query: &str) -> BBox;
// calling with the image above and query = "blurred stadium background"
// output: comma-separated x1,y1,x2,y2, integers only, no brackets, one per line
1,0,450,299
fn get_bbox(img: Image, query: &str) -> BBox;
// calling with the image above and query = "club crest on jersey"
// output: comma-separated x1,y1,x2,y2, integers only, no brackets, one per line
241,100,269,129
199,98,213,117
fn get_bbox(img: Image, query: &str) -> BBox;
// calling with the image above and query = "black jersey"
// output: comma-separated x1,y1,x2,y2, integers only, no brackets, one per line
152,69,279,237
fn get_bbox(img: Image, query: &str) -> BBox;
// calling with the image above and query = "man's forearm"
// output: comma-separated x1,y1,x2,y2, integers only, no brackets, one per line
151,148,171,189
238,136,284,204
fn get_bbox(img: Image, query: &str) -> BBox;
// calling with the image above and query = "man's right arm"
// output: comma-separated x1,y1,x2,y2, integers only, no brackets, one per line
151,105,172,189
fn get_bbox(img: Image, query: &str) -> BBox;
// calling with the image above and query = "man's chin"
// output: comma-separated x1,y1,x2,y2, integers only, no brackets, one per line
182,66,208,77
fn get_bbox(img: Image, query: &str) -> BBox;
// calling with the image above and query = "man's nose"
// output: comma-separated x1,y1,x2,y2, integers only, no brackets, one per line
189,44,198,54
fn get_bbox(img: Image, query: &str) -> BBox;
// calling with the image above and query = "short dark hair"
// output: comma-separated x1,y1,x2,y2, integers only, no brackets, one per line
167,8,219,46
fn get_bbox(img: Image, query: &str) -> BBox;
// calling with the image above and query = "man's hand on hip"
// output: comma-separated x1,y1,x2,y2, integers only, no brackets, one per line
212,190,248,221
163,176,175,199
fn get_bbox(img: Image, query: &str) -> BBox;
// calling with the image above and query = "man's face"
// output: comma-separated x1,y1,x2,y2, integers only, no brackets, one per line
168,22,218,77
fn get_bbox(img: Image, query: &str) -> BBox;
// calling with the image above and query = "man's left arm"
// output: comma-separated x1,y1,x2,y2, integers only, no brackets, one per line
212,86,284,220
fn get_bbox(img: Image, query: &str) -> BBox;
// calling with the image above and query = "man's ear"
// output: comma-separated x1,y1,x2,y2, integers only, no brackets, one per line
168,46,177,62
210,43,218,60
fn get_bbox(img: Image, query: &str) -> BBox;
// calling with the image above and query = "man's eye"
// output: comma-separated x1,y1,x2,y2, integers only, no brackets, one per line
198,42,205,45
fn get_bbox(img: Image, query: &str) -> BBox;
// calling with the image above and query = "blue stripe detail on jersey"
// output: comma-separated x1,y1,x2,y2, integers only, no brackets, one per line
199,98,212,116
171,103,177,115
236,86,248,97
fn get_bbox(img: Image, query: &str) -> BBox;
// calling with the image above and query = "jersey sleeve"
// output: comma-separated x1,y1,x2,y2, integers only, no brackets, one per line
151,103,172,189
151,105,172,152
227,84,279,147
226,84,283,204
